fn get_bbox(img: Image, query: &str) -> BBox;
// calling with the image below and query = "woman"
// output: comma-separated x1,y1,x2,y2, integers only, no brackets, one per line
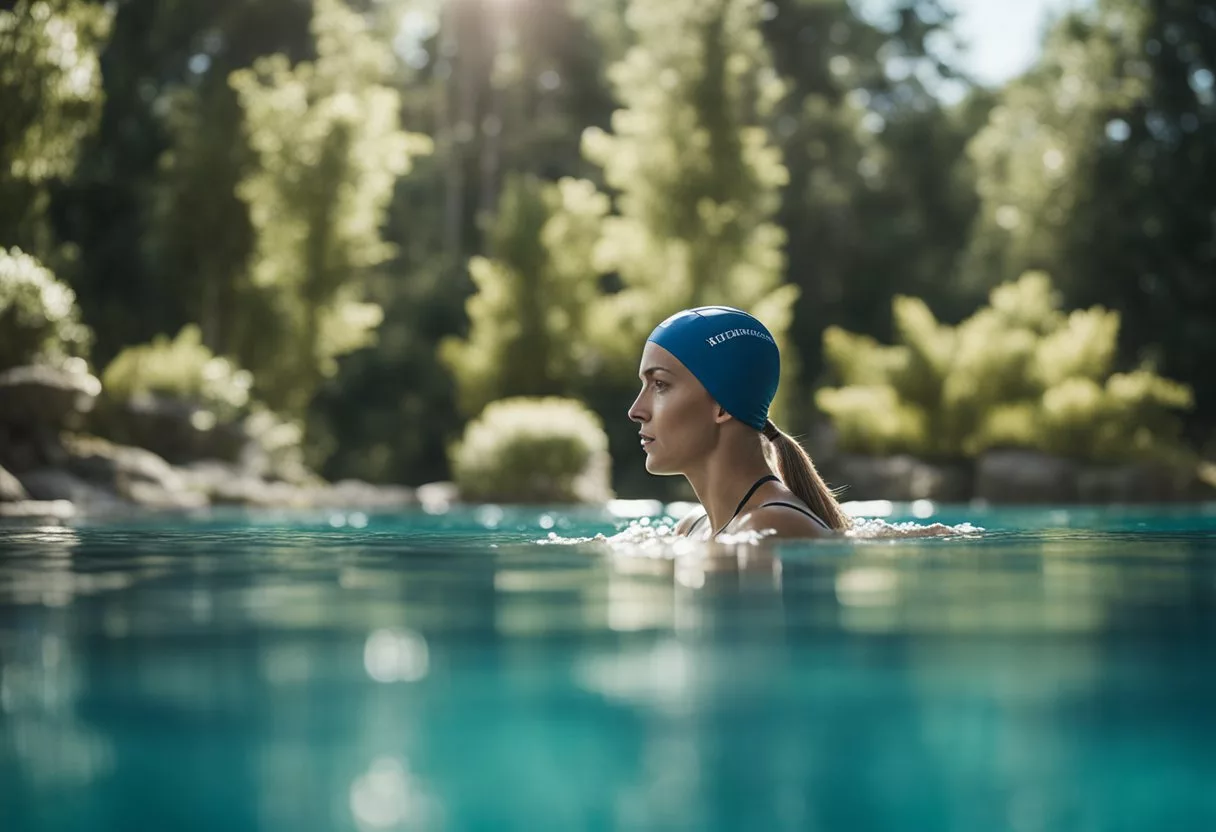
628,305,850,540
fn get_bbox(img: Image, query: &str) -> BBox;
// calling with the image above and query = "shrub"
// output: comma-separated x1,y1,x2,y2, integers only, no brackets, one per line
0,247,92,370
100,324,252,422
450,397,612,503
816,272,1194,464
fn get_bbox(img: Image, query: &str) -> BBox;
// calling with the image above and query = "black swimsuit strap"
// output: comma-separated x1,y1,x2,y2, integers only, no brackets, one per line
759,501,831,530
731,475,781,523
687,474,782,538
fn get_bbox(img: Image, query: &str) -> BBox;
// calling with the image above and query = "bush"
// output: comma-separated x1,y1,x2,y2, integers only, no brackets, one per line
816,272,1194,464
0,247,92,370
450,397,612,503
100,324,253,422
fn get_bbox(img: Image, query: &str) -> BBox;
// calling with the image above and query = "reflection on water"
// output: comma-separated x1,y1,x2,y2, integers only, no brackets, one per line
1,505,1215,830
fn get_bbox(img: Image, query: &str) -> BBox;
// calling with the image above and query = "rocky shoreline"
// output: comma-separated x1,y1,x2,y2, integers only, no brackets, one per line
0,364,415,520
3,365,1212,521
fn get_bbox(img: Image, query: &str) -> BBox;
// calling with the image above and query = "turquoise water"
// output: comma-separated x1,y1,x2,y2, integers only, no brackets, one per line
2,503,1215,831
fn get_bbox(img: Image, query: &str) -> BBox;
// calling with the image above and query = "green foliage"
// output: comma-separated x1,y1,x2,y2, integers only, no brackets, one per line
145,81,256,364
816,272,1194,464
229,0,431,417
761,0,985,402
0,0,111,257
450,397,612,503
0,247,92,370
441,174,608,416
582,0,795,375
965,0,1216,427
100,325,253,422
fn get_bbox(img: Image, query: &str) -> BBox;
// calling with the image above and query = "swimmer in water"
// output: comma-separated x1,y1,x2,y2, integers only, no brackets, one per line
628,306,848,541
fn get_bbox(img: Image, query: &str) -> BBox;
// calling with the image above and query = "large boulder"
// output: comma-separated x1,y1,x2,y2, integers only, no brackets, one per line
0,499,75,519
835,454,972,502
1075,463,1197,503
0,463,27,501
975,450,1078,503
311,479,416,509
57,434,205,509
61,434,183,490
0,365,100,428
0,421,60,473
176,460,300,507
19,468,126,508
94,392,250,465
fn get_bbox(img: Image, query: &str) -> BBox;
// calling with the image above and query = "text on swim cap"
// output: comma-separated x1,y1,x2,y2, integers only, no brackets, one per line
705,328,776,347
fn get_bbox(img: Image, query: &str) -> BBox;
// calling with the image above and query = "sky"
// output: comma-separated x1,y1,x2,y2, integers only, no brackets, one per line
949,0,1088,85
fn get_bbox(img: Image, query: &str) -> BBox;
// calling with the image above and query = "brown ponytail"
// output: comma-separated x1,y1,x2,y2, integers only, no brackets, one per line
762,420,851,531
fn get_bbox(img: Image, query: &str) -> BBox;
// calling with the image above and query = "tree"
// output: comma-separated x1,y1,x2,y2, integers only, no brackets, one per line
56,0,314,367
761,0,984,403
582,0,797,390
440,173,608,417
966,0,1216,433
0,0,111,260
314,0,619,485
229,0,431,418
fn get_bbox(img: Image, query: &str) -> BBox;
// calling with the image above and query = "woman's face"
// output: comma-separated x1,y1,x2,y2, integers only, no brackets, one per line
627,342,720,475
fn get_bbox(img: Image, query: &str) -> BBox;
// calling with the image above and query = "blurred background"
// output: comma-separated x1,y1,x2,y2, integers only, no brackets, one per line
2,0,1215,507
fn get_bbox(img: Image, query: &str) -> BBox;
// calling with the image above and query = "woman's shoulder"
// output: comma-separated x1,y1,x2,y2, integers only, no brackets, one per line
735,502,833,539
673,506,707,537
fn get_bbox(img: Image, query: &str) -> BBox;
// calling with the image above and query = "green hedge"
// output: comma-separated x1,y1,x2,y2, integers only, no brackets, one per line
0,247,92,370
100,324,253,422
450,397,612,503
816,272,1193,464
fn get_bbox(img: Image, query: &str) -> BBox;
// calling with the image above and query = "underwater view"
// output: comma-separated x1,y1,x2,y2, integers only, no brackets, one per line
2,503,1215,831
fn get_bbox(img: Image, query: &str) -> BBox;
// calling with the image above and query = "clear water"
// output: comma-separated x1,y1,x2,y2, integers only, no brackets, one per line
2,503,1215,831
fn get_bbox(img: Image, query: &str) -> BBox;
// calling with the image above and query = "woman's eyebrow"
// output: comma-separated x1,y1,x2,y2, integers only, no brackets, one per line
640,366,672,378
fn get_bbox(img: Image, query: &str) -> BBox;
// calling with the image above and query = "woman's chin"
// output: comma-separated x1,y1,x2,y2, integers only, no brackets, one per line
644,453,676,476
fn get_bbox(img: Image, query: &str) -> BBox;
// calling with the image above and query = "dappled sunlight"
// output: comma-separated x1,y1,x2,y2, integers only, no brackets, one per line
363,628,430,684
3,0,1216,826
349,756,440,831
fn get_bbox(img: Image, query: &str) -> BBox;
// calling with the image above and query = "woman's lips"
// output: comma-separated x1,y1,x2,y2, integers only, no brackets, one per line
639,433,655,449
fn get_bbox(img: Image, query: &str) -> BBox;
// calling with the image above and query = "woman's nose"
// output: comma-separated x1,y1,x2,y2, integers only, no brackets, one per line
627,391,648,423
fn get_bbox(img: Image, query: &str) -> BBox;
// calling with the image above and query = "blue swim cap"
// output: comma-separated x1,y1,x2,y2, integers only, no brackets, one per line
646,306,779,431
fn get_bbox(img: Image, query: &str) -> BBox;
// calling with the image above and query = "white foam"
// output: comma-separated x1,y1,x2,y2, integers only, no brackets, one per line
536,514,984,551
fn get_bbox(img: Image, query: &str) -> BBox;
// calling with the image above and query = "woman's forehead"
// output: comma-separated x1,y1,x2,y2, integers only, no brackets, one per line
639,342,678,372
639,342,700,383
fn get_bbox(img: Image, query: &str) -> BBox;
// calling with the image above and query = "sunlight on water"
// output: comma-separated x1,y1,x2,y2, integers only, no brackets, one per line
2,505,1215,831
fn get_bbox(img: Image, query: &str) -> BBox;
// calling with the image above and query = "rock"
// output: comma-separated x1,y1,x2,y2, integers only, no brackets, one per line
310,479,416,509
835,454,972,502
0,499,75,519
1076,463,1195,503
95,392,250,465
121,479,209,510
803,419,840,468
0,365,100,428
174,460,296,507
1,463,27,501
19,468,127,507
975,450,1078,503
60,434,185,491
52,434,213,509
0,421,58,473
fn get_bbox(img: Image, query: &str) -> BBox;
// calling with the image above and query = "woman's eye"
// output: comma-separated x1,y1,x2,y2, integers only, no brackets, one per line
654,380,668,392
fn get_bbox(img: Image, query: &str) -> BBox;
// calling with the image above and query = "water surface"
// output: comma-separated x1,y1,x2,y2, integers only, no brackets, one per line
2,503,1215,831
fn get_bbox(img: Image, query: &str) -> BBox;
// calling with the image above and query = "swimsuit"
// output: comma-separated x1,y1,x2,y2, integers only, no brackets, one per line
687,474,831,538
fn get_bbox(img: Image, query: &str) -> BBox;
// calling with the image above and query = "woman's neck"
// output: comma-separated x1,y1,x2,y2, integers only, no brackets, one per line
684,431,775,535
